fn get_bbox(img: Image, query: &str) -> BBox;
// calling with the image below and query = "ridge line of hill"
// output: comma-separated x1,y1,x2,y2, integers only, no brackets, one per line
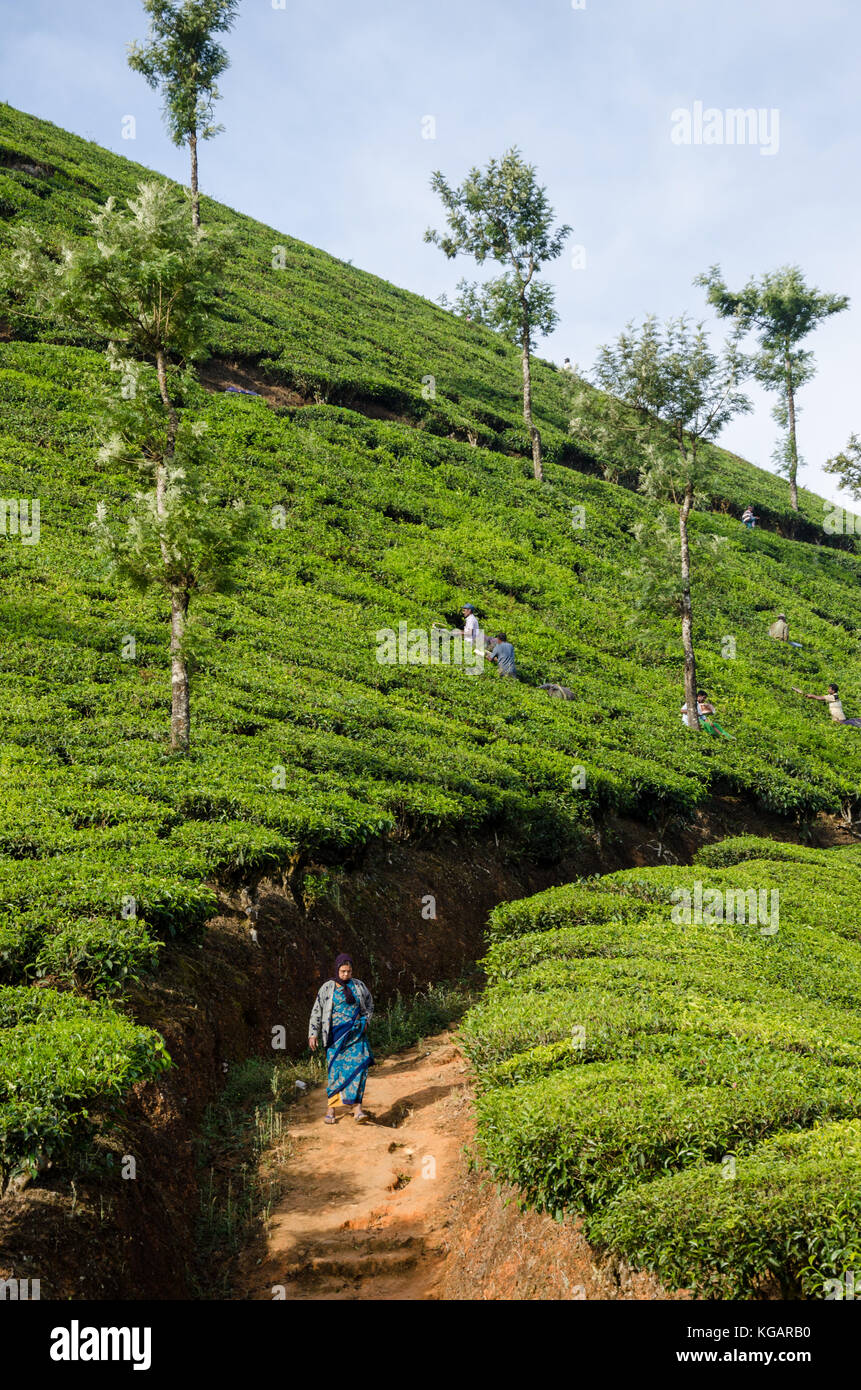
1,100,857,549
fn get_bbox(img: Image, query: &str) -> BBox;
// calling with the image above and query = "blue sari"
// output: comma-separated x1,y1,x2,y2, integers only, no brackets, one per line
326,983,373,1105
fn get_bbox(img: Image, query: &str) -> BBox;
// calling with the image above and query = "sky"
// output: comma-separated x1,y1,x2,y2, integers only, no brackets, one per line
2,0,859,510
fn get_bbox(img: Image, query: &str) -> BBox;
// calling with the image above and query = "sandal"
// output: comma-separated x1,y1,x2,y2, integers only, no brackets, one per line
324,1110,336,1124
353,1108,366,1122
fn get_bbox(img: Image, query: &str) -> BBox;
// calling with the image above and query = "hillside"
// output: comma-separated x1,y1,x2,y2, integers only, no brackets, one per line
2,104,861,1296
1,102,853,539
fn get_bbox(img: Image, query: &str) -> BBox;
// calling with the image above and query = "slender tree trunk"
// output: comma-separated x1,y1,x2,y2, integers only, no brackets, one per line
154,349,179,508
784,350,799,511
155,349,190,753
521,325,542,481
679,482,699,730
189,130,200,230
170,588,191,753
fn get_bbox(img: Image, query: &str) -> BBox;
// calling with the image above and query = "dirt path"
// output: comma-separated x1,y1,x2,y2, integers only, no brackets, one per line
239,1034,472,1301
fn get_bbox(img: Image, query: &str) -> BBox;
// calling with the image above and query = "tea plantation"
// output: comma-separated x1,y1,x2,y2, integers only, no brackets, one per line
2,102,861,1282
464,837,861,1297
0,102,848,535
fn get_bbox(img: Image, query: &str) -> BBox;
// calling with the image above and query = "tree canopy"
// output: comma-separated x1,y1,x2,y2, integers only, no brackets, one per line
696,264,848,509
425,147,570,480
128,0,239,148
3,179,223,362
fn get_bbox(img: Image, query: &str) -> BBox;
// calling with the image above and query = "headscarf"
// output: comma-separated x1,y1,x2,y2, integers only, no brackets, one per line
332,953,356,1004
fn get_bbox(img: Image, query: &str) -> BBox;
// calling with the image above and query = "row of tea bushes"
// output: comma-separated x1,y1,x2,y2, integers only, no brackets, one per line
462,839,861,1297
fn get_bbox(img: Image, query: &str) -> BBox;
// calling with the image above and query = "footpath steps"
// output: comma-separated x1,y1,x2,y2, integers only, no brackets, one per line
239,1035,470,1302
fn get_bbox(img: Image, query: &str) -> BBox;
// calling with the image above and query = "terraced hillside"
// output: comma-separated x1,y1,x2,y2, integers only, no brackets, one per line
0,102,850,536
1,102,861,1226
464,837,861,1298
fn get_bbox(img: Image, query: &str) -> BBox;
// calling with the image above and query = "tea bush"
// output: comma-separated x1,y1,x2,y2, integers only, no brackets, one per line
593,1120,861,1299
1,103,853,541
0,986,170,1182
464,841,861,1296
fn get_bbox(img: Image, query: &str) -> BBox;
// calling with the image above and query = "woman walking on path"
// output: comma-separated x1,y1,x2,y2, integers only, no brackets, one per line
309,954,374,1124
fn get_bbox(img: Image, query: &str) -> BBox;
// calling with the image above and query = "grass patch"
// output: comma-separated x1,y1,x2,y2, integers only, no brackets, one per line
191,1051,324,1299
368,975,480,1056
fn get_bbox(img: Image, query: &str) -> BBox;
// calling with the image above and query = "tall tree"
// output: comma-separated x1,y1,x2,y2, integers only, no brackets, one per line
696,264,848,512
1,181,249,752
425,148,571,481
824,433,861,510
128,0,239,229
591,317,750,728
93,356,252,750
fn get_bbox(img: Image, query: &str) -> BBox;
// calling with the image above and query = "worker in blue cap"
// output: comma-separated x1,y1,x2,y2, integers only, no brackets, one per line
461,604,480,646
